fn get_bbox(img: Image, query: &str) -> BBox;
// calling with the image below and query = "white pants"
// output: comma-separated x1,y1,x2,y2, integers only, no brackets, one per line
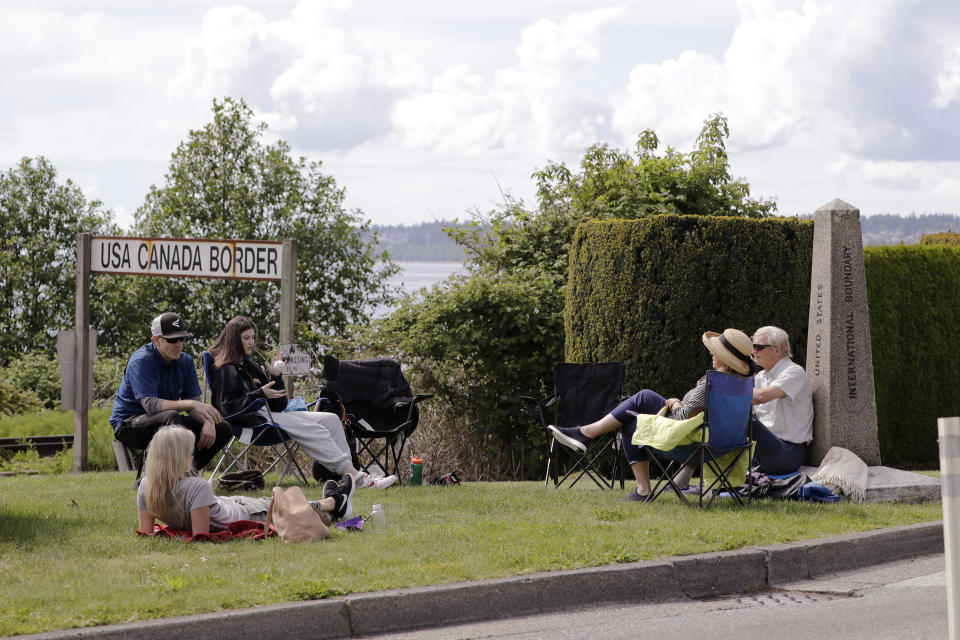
259,409,353,475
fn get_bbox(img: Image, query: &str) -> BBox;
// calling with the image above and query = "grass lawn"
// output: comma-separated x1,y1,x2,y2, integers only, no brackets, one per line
0,471,943,636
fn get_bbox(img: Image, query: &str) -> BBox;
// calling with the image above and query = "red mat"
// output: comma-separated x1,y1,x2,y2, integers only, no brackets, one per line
137,520,276,542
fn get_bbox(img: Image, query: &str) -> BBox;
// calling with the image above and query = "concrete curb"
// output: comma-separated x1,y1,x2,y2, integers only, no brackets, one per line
16,521,944,640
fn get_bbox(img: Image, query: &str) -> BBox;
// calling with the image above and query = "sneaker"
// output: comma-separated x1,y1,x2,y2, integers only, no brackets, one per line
331,473,355,521
547,425,593,452
354,471,398,490
322,479,339,499
621,489,654,502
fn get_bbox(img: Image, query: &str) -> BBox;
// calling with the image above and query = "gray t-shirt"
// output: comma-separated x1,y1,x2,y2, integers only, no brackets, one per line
137,475,249,531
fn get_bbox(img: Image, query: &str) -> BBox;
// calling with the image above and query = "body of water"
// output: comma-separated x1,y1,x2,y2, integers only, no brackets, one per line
389,261,464,292
372,261,464,317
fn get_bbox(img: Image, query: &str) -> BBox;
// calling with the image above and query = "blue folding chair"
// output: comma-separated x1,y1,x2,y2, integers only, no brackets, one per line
201,351,308,487
644,370,754,508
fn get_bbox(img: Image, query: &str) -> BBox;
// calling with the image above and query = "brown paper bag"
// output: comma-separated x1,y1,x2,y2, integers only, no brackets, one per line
263,485,330,542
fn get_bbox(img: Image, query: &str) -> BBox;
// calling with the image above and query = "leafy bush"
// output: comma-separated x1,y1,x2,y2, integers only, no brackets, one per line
0,379,43,415
0,352,127,410
0,352,61,409
919,232,960,246
371,271,565,479
92,355,126,406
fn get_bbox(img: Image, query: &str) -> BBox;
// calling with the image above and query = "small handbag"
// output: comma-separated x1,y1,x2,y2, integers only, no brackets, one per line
263,485,330,542
216,469,265,491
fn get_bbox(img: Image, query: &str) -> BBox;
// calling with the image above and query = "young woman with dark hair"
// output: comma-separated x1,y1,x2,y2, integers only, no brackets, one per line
207,316,397,490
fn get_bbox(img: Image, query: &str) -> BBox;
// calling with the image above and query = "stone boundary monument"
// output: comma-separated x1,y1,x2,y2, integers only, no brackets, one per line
804,199,882,466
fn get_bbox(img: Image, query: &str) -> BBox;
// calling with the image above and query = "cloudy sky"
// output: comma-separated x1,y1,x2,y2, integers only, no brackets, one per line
2,0,959,228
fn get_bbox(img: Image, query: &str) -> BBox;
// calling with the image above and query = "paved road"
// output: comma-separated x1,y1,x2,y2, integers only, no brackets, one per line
361,554,947,640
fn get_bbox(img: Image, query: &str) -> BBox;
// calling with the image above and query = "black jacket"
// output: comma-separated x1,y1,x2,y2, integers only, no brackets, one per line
210,358,287,428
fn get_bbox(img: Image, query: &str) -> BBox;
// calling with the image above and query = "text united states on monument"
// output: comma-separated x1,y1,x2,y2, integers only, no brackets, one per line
91,236,283,281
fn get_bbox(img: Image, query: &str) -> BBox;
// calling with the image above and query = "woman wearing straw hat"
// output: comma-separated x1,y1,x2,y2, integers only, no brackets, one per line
549,328,756,502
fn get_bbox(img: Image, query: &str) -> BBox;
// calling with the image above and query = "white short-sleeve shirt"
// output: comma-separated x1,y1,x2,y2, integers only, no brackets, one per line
753,358,814,444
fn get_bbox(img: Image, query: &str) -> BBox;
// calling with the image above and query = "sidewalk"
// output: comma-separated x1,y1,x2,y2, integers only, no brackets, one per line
15,521,943,640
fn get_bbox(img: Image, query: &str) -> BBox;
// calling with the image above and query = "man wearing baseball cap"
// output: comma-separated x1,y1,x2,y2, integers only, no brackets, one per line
110,312,232,473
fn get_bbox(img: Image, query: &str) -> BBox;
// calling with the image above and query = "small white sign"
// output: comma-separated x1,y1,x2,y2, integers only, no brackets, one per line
277,343,313,375
91,236,283,281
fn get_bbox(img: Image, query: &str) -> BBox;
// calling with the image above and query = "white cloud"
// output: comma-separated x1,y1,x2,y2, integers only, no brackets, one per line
392,7,624,155
168,1,424,150
5,0,960,229
605,0,960,187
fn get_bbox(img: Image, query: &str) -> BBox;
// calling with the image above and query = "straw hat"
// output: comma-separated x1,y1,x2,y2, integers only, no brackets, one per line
701,328,754,376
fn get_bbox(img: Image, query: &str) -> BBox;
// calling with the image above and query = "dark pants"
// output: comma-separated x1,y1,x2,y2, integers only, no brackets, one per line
610,389,667,464
750,416,806,475
114,410,233,470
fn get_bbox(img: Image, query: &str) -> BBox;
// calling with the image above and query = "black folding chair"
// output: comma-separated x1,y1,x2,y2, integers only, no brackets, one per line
521,362,626,490
201,351,308,487
317,356,432,481
641,370,754,508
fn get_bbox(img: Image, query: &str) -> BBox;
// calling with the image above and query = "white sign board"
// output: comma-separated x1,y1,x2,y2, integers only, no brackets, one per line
278,343,313,375
91,236,283,281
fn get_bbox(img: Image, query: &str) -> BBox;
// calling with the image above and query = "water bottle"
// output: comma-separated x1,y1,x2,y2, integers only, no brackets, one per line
369,504,386,534
410,456,423,486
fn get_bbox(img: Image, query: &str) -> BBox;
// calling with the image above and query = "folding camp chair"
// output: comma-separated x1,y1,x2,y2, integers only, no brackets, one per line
201,351,308,487
521,362,626,490
315,356,432,481
642,370,754,508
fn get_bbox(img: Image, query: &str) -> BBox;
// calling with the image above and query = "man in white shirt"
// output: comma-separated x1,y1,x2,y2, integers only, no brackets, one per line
750,325,814,474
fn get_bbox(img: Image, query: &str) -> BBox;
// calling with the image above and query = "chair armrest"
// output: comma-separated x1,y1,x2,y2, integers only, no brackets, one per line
374,394,434,435
519,394,556,427
221,397,267,424
519,394,557,407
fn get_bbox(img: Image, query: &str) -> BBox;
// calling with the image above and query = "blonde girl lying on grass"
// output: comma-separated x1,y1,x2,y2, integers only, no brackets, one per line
137,426,354,537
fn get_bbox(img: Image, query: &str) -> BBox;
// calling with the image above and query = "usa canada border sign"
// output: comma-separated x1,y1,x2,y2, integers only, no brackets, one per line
73,233,297,471
91,236,283,281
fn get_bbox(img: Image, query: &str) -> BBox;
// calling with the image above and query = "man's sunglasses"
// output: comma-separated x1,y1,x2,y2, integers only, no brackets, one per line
752,343,772,351
161,336,186,344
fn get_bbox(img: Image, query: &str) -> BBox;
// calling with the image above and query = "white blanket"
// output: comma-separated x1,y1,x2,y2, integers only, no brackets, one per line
810,446,868,503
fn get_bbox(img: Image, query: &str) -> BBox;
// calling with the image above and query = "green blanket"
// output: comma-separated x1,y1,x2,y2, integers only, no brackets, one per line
630,410,751,486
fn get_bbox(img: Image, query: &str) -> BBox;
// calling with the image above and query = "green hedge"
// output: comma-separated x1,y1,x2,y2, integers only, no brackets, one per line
920,232,960,246
565,215,814,396
865,245,960,465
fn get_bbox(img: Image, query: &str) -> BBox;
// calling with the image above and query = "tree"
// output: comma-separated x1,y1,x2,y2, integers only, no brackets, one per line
449,114,775,280
0,157,116,366
373,114,776,479
131,98,398,347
